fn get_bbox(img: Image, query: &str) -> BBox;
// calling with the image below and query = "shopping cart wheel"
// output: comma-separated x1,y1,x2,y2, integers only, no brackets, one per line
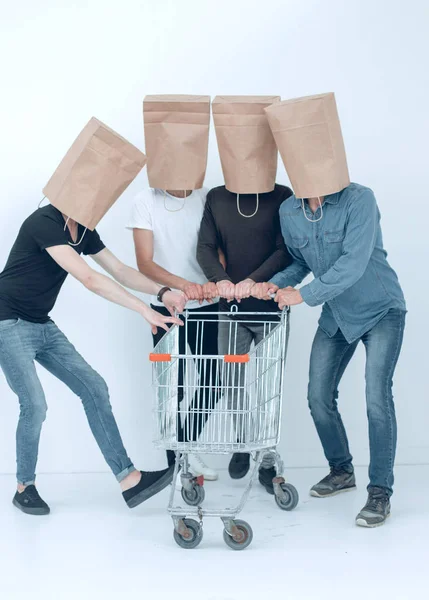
223,520,253,551
173,519,203,549
275,483,299,511
181,484,205,506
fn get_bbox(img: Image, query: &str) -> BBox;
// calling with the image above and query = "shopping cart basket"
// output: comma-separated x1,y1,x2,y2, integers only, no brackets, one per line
150,307,298,550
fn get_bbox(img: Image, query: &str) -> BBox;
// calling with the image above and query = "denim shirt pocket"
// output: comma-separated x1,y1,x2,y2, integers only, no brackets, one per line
324,229,345,263
288,236,309,249
285,235,311,264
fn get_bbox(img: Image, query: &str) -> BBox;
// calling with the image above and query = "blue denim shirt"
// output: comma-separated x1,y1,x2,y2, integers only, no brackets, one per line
270,183,406,343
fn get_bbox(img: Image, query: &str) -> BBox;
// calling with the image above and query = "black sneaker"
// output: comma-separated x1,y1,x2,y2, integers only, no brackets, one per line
258,466,276,495
122,466,174,509
228,453,250,479
356,487,391,528
12,485,50,515
310,467,356,498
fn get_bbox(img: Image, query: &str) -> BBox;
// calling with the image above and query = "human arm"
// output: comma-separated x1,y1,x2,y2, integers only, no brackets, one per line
269,247,312,290
274,287,304,309
132,228,203,304
235,225,292,302
46,245,182,333
247,227,292,283
91,247,186,314
196,194,235,301
197,193,231,284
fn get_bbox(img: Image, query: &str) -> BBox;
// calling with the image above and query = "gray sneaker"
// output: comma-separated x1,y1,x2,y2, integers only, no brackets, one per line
356,487,391,528
310,467,356,498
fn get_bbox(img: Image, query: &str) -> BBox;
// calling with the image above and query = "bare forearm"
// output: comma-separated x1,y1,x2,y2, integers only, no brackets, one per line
86,271,148,314
113,264,163,295
136,259,188,291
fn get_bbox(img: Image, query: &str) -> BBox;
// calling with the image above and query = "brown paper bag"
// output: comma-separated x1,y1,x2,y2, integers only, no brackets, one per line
43,117,147,230
264,93,350,198
143,95,210,190
212,95,280,194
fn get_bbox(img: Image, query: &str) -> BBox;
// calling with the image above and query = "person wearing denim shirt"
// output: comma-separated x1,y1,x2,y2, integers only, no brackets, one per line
255,93,407,528
254,183,406,527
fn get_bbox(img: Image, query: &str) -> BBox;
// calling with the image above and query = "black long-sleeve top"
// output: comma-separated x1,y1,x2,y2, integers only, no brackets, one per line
197,184,293,315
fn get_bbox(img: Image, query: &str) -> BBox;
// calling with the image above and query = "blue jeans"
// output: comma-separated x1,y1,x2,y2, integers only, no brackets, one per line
308,309,406,495
0,319,136,485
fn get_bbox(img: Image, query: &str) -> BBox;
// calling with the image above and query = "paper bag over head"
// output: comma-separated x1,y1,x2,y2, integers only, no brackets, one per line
43,117,147,230
212,95,280,194
265,93,350,199
143,95,210,191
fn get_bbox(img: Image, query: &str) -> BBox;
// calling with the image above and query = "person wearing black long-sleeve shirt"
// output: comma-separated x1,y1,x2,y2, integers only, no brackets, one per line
197,183,293,489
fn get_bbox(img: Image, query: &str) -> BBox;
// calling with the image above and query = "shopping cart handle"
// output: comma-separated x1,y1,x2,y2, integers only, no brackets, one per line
269,292,291,311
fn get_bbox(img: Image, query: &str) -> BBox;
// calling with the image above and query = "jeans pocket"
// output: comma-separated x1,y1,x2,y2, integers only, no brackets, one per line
0,318,20,330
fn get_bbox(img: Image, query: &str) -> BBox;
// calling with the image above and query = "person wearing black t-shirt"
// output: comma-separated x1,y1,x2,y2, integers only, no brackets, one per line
197,184,293,491
0,204,185,515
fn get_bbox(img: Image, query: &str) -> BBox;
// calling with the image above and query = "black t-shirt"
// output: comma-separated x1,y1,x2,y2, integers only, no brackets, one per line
0,205,105,323
197,184,293,316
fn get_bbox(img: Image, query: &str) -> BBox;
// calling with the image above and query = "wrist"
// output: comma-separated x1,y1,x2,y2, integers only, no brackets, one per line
138,301,150,316
157,286,172,303
177,279,191,291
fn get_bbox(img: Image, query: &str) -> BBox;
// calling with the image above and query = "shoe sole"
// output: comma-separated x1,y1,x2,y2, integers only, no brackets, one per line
126,466,175,509
356,513,391,528
12,498,50,515
229,469,250,480
310,485,357,498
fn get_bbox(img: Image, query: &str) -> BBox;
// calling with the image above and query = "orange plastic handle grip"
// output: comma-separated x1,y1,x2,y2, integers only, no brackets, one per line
149,353,171,362
224,354,250,363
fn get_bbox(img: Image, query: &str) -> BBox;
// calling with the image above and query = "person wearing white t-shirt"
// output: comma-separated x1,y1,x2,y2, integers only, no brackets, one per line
127,187,220,481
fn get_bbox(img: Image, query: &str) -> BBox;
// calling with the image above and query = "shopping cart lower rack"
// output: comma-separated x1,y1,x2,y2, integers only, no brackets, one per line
150,307,298,550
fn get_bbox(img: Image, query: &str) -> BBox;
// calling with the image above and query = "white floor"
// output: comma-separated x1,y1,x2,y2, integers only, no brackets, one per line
0,465,426,600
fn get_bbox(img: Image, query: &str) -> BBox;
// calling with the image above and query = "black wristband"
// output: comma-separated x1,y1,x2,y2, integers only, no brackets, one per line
157,286,171,303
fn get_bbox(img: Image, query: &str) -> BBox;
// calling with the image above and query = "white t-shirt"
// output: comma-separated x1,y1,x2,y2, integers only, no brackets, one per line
127,188,215,308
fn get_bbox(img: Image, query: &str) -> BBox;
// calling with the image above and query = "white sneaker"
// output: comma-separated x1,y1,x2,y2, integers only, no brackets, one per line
188,454,218,481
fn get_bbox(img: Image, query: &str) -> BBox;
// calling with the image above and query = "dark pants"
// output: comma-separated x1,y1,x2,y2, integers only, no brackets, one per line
151,303,219,466
308,309,406,495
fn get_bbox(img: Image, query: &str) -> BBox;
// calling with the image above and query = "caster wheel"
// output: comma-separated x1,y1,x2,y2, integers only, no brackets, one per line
173,519,203,549
181,484,205,506
223,520,253,551
275,483,299,511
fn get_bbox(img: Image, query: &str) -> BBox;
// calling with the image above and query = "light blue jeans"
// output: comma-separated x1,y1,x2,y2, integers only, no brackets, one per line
0,318,136,485
308,309,406,495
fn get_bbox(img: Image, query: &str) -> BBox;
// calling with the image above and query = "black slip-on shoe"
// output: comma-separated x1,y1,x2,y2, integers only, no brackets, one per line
12,485,50,516
122,466,175,509
228,453,250,480
258,466,276,495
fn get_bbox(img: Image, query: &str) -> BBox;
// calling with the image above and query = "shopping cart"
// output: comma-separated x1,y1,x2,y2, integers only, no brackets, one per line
149,306,298,550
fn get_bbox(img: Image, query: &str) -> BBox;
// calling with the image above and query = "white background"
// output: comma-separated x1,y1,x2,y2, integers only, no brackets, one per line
0,0,427,479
